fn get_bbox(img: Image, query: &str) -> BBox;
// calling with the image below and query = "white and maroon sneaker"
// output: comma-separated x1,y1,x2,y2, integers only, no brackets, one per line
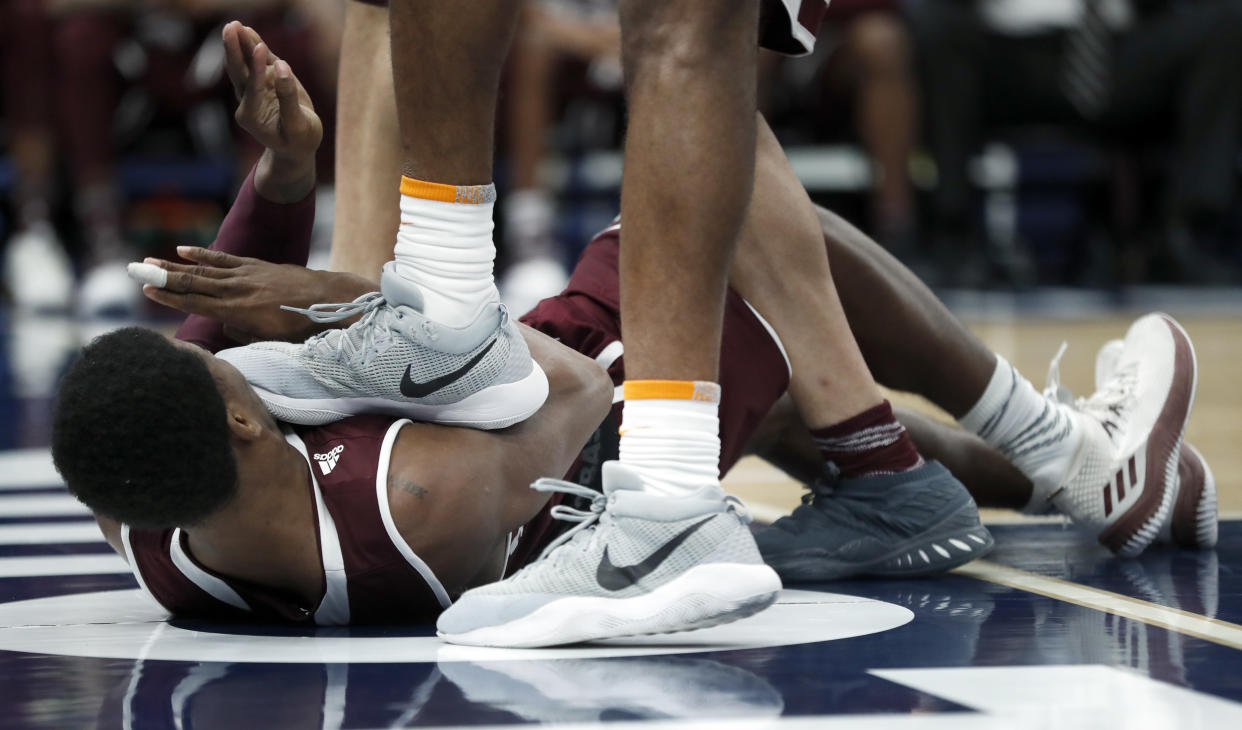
1095,339,1216,550
1045,314,1197,557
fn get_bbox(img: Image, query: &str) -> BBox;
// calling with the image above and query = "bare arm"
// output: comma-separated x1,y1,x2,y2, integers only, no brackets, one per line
385,324,614,595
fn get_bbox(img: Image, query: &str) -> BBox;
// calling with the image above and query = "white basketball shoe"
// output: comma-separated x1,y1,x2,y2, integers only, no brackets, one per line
436,463,782,648
1094,339,1216,549
1044,313,1197,556
217,262,548,428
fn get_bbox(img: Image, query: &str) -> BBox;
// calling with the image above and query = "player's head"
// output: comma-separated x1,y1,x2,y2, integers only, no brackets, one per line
51,327,273,529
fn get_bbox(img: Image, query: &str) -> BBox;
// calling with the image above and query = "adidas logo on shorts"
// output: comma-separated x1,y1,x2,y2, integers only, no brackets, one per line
314,445,345,476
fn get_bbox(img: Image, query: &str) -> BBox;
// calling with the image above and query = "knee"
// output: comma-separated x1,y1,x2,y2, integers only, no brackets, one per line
848,13,912,74
619,0,758,71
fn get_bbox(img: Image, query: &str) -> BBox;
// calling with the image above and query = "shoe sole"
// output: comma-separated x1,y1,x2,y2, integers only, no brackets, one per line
251,362,549,428
765,516,995,583
1098,314,1197,557
437,562,782,648
1169,443,1217,549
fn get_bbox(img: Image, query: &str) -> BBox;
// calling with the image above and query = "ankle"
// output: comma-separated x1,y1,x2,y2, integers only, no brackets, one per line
811,400,924,479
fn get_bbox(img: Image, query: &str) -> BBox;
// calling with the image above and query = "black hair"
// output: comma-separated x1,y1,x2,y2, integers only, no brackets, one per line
51,327,238,528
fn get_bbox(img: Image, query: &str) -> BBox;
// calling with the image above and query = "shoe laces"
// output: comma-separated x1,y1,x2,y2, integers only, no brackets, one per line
1043,340,1136,438
282,292,404,367
800,462,842,506
521,477,750,568
527,478,609,564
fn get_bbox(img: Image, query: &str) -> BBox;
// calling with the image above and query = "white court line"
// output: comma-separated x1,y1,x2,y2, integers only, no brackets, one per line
0,494,90,517
0,554,128,578
0,522,103,545
0,449,61,490
955,560,1242,650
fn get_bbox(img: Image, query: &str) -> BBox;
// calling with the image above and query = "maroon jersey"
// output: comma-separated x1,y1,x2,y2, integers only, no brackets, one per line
124,416,448,625
125,223,790,624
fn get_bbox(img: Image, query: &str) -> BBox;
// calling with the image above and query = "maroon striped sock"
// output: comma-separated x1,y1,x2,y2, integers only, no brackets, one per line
810,400,924,479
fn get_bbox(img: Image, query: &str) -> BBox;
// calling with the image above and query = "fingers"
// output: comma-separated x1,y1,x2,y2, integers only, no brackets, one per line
142,285,221,318
247,41,269,101
127,262,168,288
176,245,247,268
237,23,262,67
142,256,228,295
272,60,303,130
222,21,248,99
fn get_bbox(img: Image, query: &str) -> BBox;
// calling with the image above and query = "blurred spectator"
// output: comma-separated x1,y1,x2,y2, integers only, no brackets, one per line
911,0,1242,285
501,0,621,316
8,0,334,317
762,0,920,256
1,0,75,312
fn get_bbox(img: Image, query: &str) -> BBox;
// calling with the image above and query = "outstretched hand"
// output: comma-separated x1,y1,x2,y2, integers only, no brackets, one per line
142,246,377,344
222,20,322,165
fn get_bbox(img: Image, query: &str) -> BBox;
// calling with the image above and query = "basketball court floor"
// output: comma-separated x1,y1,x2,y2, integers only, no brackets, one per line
0,304,1239,729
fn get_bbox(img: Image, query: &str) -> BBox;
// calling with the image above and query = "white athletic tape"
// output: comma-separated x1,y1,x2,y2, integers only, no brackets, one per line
126,262,168,288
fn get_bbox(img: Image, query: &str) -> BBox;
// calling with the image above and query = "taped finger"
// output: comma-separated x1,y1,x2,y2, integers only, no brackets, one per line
127,262,168,288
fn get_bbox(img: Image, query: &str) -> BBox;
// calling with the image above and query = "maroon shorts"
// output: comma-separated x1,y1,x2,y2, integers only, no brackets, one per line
520,223,791,479
760,0,831,56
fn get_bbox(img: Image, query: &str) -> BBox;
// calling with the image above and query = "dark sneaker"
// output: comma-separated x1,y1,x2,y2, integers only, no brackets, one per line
756,461,993,582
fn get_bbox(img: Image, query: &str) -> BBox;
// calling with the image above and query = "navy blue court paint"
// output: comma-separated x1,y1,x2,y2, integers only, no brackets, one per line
0,509,1239,729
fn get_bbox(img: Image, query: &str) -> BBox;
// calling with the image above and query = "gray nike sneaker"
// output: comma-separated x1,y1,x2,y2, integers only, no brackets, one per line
756,461,993,582
217,262,548,428
437,462,782,648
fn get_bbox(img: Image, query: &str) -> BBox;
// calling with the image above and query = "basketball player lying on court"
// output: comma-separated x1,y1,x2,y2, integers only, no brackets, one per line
51,29,1209,628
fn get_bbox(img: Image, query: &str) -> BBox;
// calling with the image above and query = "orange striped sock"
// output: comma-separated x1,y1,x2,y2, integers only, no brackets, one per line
393,176,499,326
618,380,722,496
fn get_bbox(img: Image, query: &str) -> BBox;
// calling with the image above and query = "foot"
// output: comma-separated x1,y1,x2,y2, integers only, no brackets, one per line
1045,313,1197,557
217,261,548,428
436,462,782,647
1094,339,1216,550
755,461,993,582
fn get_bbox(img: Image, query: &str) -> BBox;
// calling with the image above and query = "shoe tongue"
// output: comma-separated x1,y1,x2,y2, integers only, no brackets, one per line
380,262,425,311
600,461,648,497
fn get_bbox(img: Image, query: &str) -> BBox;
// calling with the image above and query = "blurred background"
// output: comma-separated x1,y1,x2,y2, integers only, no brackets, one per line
0,0,1240,497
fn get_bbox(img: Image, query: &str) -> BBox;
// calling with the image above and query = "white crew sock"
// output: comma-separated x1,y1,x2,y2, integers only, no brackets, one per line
392,177,500,327
619,380,722,497
960,354,1081,512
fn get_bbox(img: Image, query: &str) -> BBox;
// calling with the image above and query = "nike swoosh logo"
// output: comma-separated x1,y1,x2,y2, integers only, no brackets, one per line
596,516,714,592
399,339,497,398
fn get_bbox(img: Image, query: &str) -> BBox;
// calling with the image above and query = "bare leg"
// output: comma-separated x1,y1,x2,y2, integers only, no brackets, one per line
507,8,556,197
617,0,758,384
844,13,917,238
747,396,1032,510
742,206,1038,507
818,206,997,418
328,0,400,279
383,0,522,327
729,116,884,428
389,0,520,183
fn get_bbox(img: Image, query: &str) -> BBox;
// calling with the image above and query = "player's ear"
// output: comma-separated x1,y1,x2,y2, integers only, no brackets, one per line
225,407,265,442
